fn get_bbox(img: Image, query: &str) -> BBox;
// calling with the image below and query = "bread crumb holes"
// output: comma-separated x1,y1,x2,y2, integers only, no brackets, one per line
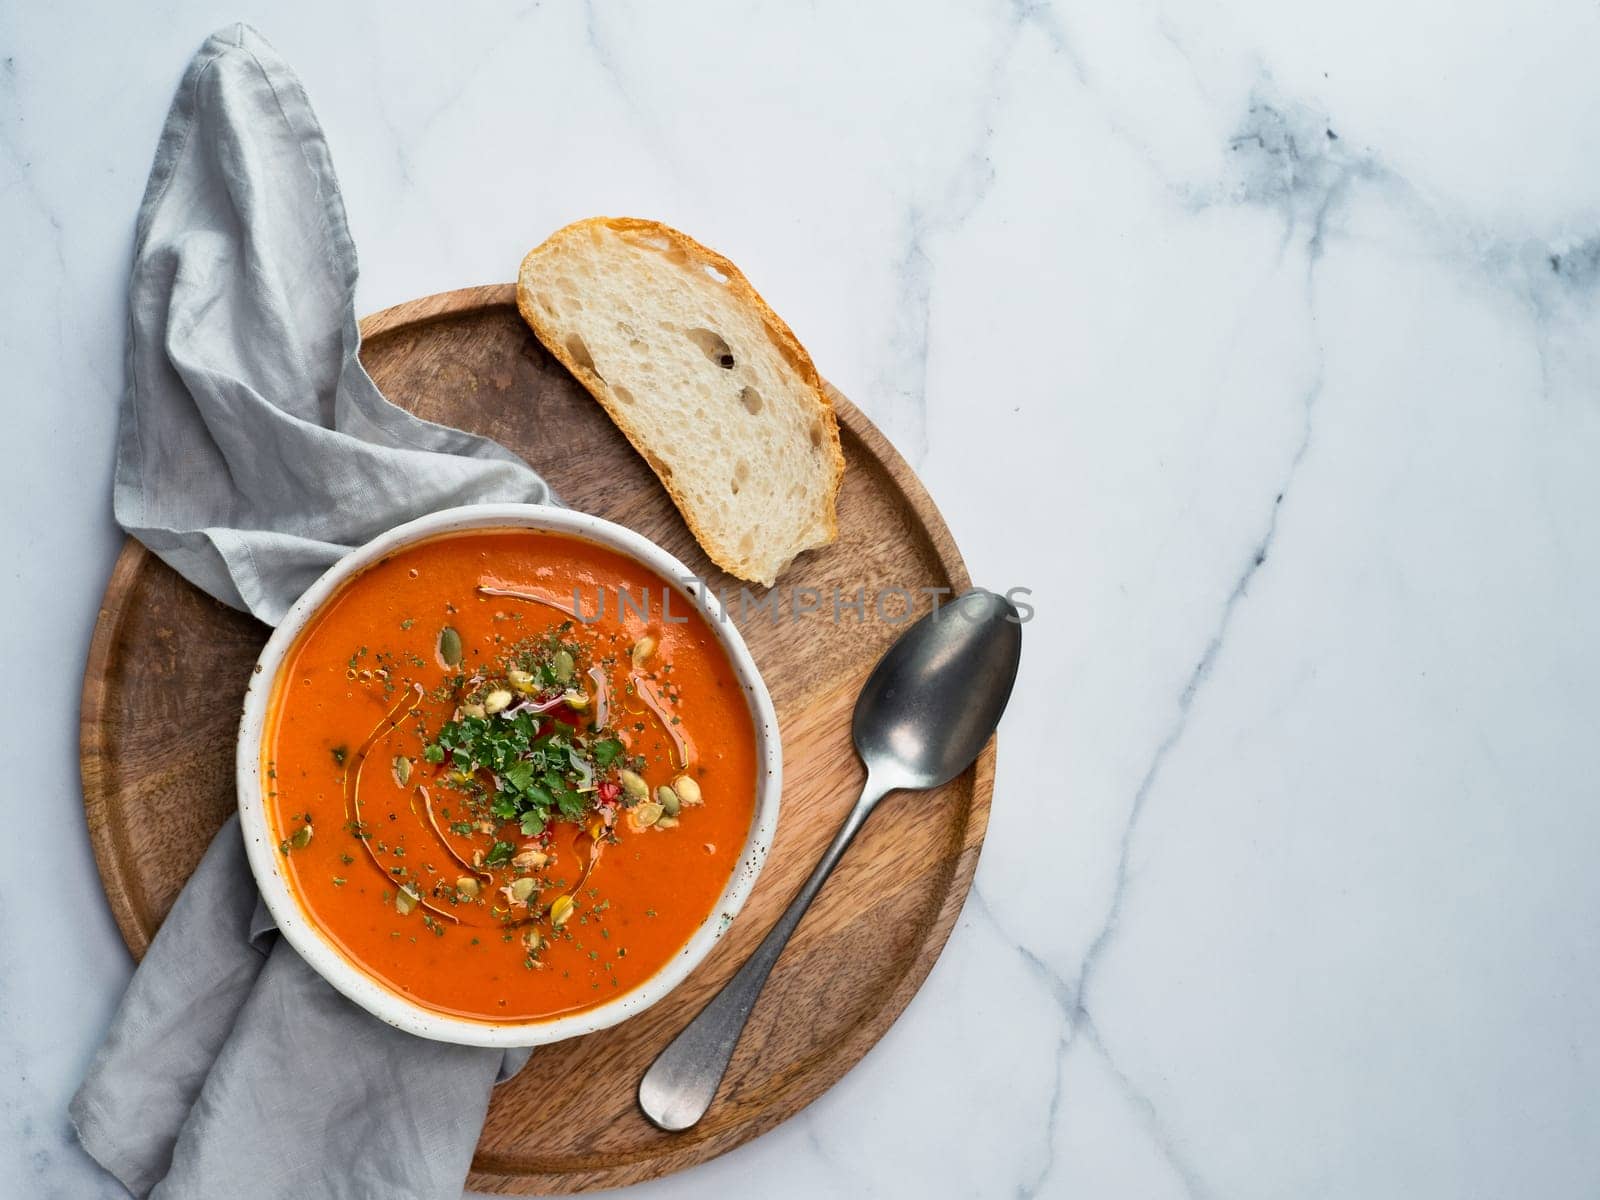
565,334,598,377
687,328,735,369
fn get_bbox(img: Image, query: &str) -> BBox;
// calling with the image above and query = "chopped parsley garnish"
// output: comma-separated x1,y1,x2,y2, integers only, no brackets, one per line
424,637,631,840
484,840,515,867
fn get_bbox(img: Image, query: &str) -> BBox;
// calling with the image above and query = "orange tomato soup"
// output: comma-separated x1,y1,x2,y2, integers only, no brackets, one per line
263,528,759,1023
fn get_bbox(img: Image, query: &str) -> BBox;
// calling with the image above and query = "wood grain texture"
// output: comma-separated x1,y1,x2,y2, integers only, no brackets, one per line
80,284,993,1194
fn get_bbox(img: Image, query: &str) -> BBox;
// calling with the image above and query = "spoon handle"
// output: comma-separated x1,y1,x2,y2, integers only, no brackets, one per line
638,777,887,1131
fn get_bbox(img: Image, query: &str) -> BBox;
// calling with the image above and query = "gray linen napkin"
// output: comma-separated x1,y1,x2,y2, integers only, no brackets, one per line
72,24,552,1199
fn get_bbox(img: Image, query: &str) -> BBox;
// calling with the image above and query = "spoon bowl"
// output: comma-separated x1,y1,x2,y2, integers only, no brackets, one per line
853,590,1022,792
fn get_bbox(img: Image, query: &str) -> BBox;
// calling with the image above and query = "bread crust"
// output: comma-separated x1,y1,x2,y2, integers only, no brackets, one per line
516,217,845,586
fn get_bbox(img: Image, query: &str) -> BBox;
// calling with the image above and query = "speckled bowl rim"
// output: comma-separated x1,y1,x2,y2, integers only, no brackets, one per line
236,503,781,1048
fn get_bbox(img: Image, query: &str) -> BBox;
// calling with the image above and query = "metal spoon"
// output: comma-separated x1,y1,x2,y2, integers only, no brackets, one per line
638,588,1023,1131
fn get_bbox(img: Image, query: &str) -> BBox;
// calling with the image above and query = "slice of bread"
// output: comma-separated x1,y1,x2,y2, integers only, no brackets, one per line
516,218,845,587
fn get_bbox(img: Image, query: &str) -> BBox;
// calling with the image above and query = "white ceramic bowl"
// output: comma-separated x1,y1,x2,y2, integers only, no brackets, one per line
236,504,781,1047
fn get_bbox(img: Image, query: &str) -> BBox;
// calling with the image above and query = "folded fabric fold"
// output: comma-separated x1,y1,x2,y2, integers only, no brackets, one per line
112,21,554,627
75,23,549,1198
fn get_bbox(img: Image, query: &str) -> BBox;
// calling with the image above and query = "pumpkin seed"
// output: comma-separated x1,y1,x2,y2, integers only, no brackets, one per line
510,877,538,903
392,756,412,787
656,815,680,829
522,928,543,951
484,688,514,714
550,894,575,927
630,636,656,666
552,648,575,682
395,886,419,916
672,774,702,806
657,785,681,817
437,625,463,668
461,702,486,720
289,823,313,850
619,769,649,800
455,876,481,899
513,847,548,870
631,801,664,830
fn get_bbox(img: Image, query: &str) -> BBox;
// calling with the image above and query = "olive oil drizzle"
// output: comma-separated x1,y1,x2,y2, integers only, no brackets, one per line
416,783,492,884
633,676,689,769
343,684,459,924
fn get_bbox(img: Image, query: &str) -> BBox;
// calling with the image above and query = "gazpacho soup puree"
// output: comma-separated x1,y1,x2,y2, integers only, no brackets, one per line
263,528,759,1023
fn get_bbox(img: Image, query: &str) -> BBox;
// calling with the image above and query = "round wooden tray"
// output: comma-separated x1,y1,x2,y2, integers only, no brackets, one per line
80,284,992,1194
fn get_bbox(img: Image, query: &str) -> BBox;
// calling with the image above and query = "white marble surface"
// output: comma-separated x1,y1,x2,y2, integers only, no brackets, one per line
6,1,1600,1196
